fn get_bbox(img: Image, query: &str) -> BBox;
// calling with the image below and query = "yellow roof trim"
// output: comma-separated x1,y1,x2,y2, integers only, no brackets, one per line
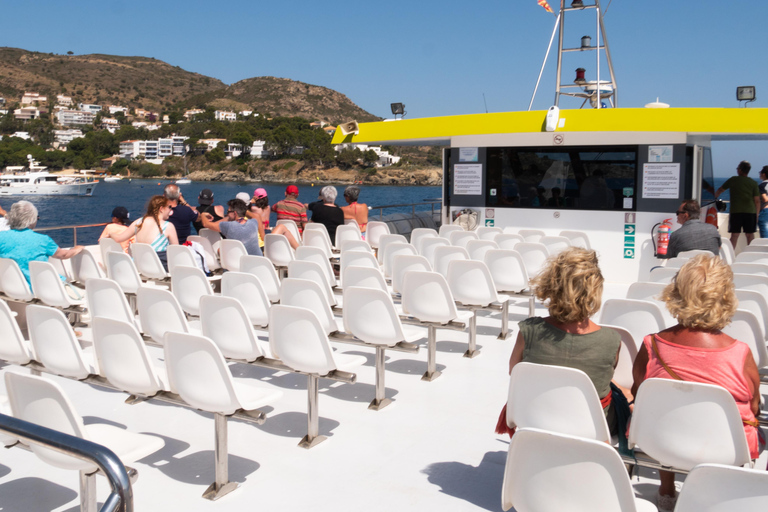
331,108,768,145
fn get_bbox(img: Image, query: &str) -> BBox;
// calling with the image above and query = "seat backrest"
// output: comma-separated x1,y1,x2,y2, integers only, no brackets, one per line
86,277,137,327
677,249,715,259
70,249,104,283
5,372,91,471
240,255,281,302
295,245,336,285
559,230,592,249
391,254,431,295
131,243,168,280
167,244,199,275
514,242,550,278
625,281,676,328
722,309,768,369
493,233,525,251
377,234,407,264
27,304,94,379
465,239,499,261
98,237,123,268
733,273,768,297
187,235,221,271
674,463,768,512
200,294,265,361
280,277,337,335
418,236,450,263
539,235,571,256
600,324,637,390
365,221,390,249
92,317,165,396
220,271,271,327
264,233,295,267
340,250,380,287
382,242,418,278
198,227,222,246
268,304,338,374
505,362,610,441
339,239,373,253
219,239,248,271
343,286,407,347
448,230,478,248
599,298,667,348
137,287,190,344
664,257,689,268
163,331,242,415
502,428,642,512
484,249,529,293
401,270,460,323
276,219,301,242
288,259,336,306
437,224,463,238
302,228,334,258
105,251,143,294
0,299,33,364
648,266,678,283
734,251,768,264
518,229,546,243
28,261,75,308
0,258,34,301
734,289,768,342
342,265,389,293
749,238,768,246
629,378,751,470
741,245,768,254
447,259,499,307
432,245,469,277
171,264,213,317
719,238,735,264
731,262,768,277
475,226,503,240
335,224,362,247
409,228,438,249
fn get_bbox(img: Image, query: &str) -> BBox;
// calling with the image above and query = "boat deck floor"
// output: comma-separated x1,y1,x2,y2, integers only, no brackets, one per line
1,295,766,511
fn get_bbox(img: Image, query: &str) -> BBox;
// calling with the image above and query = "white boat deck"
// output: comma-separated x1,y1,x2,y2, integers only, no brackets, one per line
0,294,766,511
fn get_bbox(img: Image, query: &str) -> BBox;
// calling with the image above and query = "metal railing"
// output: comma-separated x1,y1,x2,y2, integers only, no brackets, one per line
370,199,442,221
33,222,108,246
0,412,133,512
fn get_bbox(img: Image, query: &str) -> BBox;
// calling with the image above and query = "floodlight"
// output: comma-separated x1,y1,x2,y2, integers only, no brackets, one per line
390,103,405,118
736,86,756,102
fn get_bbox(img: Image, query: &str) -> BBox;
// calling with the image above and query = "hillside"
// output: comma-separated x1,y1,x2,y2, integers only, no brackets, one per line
0,47,225,111
178,76,381,124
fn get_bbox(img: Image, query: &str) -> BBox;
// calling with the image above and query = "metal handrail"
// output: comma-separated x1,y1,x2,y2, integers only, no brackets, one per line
0,412,133,512
370,200,442,221
33,223,108,246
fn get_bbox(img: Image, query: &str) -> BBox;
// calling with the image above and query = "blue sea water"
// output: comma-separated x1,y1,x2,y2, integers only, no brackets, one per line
22,180,441,247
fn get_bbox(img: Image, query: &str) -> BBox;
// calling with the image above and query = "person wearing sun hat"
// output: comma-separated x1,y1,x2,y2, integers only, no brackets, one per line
99,206,134,252
193,188,224,233
271,184,307,231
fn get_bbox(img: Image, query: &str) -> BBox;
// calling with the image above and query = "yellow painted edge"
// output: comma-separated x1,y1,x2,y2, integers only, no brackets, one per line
331,108,768,145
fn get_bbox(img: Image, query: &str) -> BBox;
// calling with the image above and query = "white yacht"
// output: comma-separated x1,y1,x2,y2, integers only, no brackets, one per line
0,158,97,197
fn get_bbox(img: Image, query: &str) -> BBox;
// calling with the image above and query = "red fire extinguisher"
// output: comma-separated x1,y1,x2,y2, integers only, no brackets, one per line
705,206,718,227
656,218,673,257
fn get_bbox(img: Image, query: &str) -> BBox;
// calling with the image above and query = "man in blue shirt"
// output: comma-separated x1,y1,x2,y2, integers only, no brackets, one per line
164,183,199,244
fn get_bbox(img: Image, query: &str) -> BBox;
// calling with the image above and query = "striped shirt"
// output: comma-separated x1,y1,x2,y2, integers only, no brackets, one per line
271,199,307,228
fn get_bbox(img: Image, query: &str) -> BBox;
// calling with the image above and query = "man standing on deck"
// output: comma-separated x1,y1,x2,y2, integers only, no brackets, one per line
665,200,721,258
715,161,759,248
271,185,307,232
163,183,199,244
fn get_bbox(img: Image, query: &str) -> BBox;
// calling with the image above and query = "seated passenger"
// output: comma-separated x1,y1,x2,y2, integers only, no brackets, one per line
631,254,762,510
308,186,344,242
340,185,368,237
0,200,84,286
111,195,178,270
98,206,133,252
501,247,621,430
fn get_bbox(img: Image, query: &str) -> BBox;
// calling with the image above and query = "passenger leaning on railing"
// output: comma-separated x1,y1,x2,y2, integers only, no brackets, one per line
631,254,763,510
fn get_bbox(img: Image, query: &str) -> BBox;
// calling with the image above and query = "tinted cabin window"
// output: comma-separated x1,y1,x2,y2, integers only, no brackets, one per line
486,146,637,211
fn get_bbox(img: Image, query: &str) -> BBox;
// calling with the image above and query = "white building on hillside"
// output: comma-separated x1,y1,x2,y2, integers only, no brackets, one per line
184,109,205,119
11,132,31,140
57,95,73,106
120,136,188,161
14,107,41,120
334,143,401,167
251,140,270,159
198,138,227,151
21,92,47,104
214,110,236,122
108,105,128,115
53,129,84,147
78,103,102,114
57,110,95,126
101,118,119,133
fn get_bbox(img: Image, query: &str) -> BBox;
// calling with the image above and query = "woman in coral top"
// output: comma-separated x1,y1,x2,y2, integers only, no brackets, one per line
631,254,762,511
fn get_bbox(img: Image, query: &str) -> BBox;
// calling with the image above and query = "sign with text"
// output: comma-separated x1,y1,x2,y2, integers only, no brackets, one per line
453,164,483,195
642,163,680,199
459,147,478,162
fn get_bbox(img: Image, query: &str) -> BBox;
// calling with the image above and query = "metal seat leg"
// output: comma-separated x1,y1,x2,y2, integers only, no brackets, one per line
497,300,510,340
79,469,97,512
299,374,327,448
369,347,392,410
528,295,535,318
422,325,442,381
464,311,480,358
202,413,238,500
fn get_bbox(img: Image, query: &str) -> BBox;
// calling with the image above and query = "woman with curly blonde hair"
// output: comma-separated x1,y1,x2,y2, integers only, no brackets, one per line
631,254,761,510
501,247,621,430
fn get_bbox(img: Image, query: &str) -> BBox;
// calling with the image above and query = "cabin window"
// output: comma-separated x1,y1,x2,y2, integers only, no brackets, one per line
485,146,637,211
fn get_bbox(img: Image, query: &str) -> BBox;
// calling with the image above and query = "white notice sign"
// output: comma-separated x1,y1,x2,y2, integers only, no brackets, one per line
648,145,673,163
642,163,680,199
459,147,478,162
454,164,483,195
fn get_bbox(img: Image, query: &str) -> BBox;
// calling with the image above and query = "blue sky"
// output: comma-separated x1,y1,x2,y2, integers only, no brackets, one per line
2,0,767,175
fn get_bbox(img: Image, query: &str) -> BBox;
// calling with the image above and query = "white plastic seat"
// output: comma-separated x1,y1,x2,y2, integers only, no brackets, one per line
167,244,201,275
98,237,123,269
722,309,768,370
131,242,169,280
339,239,372,253
602,324,637,390
382,242,418,279
171,264,214,317
626,281,677,328
47,256,72,283
648,266,678,283
5,372,165,511
301,228,335,259
343,218,361,230
200,294,268,361
731,262,768,277
448,230,478,248
275,219,301,242
539,235,571,256
343,286,425,409
484,249,535,317
432,245,469,278
137,287,199,344
334,224,362,247
720,238,735,264
188,235,221,272
598,298,667,348
269,304,365,448
105,251,151,297
264,233,295,270
465,239,499,261
559,230,592,249
28,260,86,312
198,227,222,246
85,277,140,330
391,254,431,295
288,260,337,307
69,249,105,284
164,330,282,499
219,239,248,272
418,236,450,265
26,304,97,379
674,463,768,512
505,362,611,441
280,277,341,335
409,228,437,250
733,273,768,297
494,233,525,250
518,228,546,243
502,428,656,512
0,257,35,302
475,226,503,240
734,289,768,342
740,245,768,254
734,251,768,264
220,271,271,328
376,234,407,264
92,316,170,396
437,224,463,238
342,265,390,294
295,245,337,287
749,238,768,246
0,299,35,365
514,242,549,278
365,221,390,249
629,378,751,471
339,250,380,288
677,249,715,259
240,255,281,302
664,257,690,268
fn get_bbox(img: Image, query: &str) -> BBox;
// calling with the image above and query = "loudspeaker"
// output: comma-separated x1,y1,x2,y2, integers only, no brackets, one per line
339,121,359,136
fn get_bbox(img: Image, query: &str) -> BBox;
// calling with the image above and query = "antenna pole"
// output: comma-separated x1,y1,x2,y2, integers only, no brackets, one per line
528,12,561,111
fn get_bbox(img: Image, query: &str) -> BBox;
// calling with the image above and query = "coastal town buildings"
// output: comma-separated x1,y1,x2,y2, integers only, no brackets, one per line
21,92,47,104
53,129,84,147
56,95,73,106
184,109,204,119
100,118,119,133
214,110,237,122
335,143,401,167
120,136,188,163
57,109,96,126
78,103,102,114
108,105,128,115
13,107,41,120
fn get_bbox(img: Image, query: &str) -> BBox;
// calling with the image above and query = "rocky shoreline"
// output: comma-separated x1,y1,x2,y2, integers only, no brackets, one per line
184,166,442,186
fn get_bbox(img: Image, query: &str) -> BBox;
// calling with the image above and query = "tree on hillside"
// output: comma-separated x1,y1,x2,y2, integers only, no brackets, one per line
205,146,225,164
363,149,379,167
336,147,362,170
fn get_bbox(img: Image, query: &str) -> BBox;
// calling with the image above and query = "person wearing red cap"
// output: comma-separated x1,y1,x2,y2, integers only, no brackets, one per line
271,184,307,232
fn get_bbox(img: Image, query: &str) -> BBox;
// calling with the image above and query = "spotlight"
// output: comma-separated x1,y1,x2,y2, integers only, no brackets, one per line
390,103,406,119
